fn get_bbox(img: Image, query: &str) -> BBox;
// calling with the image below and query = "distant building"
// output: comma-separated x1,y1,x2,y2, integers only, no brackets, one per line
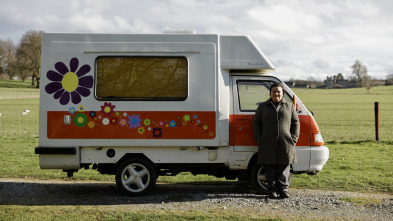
324,74,354,88
284,80,322,89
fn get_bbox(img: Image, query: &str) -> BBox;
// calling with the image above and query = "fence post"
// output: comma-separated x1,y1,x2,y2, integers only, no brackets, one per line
374,102,379,141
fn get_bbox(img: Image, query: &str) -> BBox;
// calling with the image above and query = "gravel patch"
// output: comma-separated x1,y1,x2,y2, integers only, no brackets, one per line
1,178,392,220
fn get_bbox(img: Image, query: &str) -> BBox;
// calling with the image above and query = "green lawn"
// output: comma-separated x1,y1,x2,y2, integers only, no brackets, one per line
292,86,393,141
1,79,393,194
0,79,37,89
0,80,40,100
0,137,392,194
1,80,392,220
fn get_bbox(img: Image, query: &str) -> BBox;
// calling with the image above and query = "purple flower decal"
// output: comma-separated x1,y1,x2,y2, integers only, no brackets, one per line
152,128,163,138
128,114,142,129
45,57,93,105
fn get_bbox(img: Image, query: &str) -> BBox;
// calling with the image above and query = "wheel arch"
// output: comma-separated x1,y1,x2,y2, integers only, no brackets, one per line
97,153,157,175
247,153,258,171
116,153,156,170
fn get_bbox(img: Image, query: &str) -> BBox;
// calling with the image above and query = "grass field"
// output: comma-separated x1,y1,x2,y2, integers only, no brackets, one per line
1,79,393,220
1,137,392,194
292,86,393,141
0,80,40,99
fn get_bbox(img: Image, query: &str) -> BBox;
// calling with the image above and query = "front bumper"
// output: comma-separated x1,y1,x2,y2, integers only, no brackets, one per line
309,145,329,171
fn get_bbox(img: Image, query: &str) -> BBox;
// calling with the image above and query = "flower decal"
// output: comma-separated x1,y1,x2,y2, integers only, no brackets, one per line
64,103,214,139
144,119,151,126
78,105,85,112
89,111,96,118
102,118,110,125
45,57,93,105
138,127,145,135
111,117,118,124
128,114,141,129
169,120,176,127
119,119,127,126
74,113,88,127
100,102,116,116
152,128,162,138
88,121,95,128
69,107,76,115
183,114,190,122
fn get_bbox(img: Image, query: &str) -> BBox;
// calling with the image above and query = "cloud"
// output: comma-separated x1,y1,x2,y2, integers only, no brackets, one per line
0,0,392,81
312,59,330,69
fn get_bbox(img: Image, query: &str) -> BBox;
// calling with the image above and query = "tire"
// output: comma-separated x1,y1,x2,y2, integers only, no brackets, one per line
250,163,269,194
115,158,157,196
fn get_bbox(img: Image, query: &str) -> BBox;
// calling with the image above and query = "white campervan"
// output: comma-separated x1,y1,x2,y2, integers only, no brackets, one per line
35,33,329,196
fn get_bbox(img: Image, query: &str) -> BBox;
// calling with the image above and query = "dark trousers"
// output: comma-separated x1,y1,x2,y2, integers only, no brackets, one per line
264,164,290,192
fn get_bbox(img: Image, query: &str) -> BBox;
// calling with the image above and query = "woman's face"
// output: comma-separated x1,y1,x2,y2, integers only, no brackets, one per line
270,86,283,103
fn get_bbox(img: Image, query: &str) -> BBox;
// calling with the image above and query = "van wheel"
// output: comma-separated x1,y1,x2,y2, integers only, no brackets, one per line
250,164,269,194
115,158,157,196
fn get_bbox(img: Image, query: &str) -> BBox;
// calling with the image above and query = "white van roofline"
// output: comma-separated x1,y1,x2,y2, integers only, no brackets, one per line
42,33,275,72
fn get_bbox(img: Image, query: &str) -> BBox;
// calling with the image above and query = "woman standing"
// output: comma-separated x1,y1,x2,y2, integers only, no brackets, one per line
252,83,300,198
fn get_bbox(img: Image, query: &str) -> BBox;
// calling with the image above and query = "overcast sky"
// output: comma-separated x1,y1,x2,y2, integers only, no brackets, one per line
1,0,392,81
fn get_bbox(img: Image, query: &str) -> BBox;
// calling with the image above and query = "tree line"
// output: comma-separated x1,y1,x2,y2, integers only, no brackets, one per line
289,60,393,88
0,30,43,88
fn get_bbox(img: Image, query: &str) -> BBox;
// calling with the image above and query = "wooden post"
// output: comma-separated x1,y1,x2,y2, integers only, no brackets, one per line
374,102,379,141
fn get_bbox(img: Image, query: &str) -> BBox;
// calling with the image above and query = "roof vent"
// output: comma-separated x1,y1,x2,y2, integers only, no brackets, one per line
164,29,196,34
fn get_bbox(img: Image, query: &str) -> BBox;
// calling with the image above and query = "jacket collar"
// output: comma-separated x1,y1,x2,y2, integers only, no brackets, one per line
267,98,287,105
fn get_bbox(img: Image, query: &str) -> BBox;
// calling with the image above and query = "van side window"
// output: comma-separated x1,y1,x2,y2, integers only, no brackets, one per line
237,81,271,112
237,81,294,112
95,57,188,101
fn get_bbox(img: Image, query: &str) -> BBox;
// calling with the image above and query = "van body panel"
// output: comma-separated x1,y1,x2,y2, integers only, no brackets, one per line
37,33,329,186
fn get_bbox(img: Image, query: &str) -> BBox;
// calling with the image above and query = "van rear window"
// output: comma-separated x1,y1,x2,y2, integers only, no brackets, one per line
95,57,188,101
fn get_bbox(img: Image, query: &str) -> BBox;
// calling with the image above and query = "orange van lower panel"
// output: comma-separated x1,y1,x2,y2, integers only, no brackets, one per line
229,114,311,147
47,111,216,139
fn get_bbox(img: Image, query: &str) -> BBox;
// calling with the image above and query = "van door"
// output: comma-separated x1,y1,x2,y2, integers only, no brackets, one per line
230,76,277,151
230,75,311,171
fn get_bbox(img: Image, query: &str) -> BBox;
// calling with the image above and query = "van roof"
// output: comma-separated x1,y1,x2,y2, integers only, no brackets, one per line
43,33,275,72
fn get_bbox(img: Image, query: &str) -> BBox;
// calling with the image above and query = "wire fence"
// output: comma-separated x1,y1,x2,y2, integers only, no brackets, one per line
312,108,393,142
0,108,392,141
0,91,40,99
0,111,39,137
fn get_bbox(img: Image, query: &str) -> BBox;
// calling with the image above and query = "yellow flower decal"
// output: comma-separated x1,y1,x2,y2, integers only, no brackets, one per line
138,127,145,134
88,121,95,128
78,105,85,112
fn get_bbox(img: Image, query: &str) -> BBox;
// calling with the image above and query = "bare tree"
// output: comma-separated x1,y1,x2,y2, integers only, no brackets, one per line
0,38,17,79
16,30,43,87
386,74,393,85
351,60,368,87
336,73,344,80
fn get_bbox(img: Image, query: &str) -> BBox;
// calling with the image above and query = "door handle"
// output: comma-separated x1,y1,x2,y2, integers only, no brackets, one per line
237,116,249,120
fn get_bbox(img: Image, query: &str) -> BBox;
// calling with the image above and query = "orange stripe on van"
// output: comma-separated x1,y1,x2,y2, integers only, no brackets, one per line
47,111,216,139
229,114,311,147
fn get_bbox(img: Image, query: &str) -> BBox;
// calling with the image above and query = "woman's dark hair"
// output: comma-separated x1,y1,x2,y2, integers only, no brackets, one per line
270,83,286,95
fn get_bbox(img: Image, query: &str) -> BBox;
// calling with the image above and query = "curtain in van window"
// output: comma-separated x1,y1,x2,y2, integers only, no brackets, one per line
96,57,188,100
